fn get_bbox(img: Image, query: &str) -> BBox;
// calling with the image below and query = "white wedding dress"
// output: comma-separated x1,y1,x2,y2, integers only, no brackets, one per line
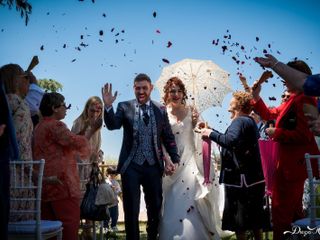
159,108,229,240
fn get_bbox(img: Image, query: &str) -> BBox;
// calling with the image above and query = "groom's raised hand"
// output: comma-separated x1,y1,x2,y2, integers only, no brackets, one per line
102,83,118,108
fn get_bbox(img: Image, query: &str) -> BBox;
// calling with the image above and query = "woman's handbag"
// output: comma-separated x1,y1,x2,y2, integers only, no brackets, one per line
80,163,112,221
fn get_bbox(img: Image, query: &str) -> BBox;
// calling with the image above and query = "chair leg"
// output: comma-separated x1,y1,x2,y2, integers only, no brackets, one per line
92,221,96,240
99,221,103,240
58,229,63,240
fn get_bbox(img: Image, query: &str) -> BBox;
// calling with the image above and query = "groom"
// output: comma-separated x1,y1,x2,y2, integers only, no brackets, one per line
102,73,180,240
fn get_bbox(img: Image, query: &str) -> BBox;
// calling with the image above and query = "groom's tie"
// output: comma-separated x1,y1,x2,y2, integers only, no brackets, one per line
141,104,149,125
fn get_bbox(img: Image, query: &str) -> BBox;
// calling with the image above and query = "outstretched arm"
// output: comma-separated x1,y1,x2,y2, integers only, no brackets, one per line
252,70,273,91
239,74,250,93
254,54,308,91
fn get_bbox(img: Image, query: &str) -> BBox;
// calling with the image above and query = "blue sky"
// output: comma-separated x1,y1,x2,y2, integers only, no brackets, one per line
1,0,319,158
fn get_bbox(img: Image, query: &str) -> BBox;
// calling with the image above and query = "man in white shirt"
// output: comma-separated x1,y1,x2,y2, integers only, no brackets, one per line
25,72,44,126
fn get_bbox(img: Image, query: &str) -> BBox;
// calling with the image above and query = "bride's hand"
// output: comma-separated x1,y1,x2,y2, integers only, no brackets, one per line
191,108,199,127
194,121,207,133
164,157,176,176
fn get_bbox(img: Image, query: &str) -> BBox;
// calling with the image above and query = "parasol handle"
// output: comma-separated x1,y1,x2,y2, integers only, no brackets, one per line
26,56,39,72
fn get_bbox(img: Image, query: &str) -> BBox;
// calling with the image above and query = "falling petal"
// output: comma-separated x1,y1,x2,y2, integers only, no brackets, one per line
221,45,227,53
162,58,170,64
269,96,276,101
80,42,89,47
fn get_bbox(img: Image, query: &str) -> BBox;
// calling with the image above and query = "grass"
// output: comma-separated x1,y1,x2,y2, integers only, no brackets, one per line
79,222,273,240
80,221,274,240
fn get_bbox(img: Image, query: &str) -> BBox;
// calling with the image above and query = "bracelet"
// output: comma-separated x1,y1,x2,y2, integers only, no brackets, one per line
271,61,280,69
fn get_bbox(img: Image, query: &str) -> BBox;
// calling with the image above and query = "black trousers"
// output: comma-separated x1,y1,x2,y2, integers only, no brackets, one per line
121,162,162,240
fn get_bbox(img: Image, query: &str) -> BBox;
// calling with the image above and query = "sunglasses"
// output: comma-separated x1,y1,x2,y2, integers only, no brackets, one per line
281,94,290,99
55,103,71,109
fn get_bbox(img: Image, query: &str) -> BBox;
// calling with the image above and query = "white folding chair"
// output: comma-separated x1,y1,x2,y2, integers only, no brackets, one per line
8,159,63,240
292,153,320,239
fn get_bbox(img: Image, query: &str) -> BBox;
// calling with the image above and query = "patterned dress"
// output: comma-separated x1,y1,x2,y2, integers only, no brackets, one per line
7,94,34,221
33,117,90,202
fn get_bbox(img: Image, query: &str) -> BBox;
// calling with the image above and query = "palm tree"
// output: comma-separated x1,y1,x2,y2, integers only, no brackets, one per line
0,0,32,25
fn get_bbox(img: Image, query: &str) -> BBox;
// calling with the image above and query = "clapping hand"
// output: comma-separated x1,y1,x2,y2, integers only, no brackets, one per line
102,83,118,108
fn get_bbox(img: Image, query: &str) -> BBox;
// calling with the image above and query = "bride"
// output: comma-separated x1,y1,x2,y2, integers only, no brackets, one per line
159,77,228,240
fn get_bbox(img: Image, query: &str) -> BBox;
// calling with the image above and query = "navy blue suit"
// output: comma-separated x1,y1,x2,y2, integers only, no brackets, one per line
104,99,179,240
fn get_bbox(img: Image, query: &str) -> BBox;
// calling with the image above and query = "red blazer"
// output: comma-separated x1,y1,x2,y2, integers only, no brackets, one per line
254,93,319,181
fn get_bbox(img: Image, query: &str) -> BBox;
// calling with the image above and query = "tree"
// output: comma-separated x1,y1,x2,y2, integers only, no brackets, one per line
0,0,32,25
38,79,63,92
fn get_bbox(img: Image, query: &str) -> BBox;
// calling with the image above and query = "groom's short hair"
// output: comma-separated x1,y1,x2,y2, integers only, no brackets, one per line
134,73,151,83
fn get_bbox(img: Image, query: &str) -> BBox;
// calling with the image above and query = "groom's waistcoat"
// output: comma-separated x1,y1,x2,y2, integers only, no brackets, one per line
132,118,156,165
